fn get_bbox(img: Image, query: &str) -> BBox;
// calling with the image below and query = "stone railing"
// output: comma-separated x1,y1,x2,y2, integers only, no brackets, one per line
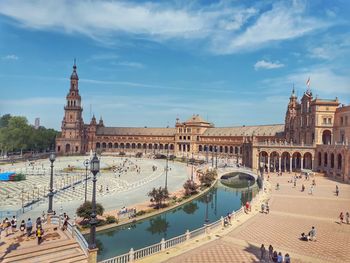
51,215,89,256
99,189,262,263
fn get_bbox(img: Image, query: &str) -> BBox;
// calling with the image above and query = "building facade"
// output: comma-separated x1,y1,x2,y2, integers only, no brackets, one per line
56,64,350,181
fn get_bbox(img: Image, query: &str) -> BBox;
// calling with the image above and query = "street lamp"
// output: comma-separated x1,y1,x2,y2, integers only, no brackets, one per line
89,152,100,250
48,151,56,214
191,152,194,182
205,194,210,223
84,159,89,203
165,148,169,191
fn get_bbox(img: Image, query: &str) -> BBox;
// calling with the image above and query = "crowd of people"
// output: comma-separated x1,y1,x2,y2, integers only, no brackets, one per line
260,244,291,262
0,215,45,245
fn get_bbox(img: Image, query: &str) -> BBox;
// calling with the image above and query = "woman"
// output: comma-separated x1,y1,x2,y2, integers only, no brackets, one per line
19,220,26,233
272,251,278,262
346,212,350,224
284,253,291,263
339,212,344,224
277,252,283,263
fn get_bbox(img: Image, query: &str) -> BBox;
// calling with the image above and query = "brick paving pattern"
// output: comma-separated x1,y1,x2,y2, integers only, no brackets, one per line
165,174,350,263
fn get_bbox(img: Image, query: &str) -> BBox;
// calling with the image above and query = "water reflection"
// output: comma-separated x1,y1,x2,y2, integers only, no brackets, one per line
146,216,169,237
94,178,257,261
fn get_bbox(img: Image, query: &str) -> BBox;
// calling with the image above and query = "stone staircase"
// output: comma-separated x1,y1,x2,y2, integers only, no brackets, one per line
1,235,87,263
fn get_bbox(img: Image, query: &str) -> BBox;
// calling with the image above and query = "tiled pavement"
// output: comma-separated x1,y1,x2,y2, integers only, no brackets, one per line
163,174,350,263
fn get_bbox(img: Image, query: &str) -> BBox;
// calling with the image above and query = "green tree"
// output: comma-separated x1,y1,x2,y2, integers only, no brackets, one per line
199,170,217,188
148,187,169,209
0,114,11,128
0,114,58,154
76,201,105,221
183,179,198,196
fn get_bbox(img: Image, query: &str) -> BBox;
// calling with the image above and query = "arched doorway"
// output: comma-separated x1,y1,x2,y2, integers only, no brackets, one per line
281,152,291,172
259,151,269,172
331,153,335,168
270,151,280,172
65,144,71,153
337,154,342,170
322,130,332,145
292,152,301,171
303,152,313,170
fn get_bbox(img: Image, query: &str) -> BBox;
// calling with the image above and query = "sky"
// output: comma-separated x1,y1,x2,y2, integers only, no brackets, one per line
0,0,349,130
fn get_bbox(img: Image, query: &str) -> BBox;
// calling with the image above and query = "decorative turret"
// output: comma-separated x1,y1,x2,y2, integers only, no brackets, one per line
90,114,97,125
98,116,104,127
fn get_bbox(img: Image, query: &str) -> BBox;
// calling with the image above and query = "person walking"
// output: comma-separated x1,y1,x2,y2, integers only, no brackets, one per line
19,220,25,234
266,203,270,214
268,245,273,261
36,225,44,245
3,218,10,237
335,185,339,196
26,218,33,237
346,212,350,224
11,216,17,233
339,212,344,224
261,203,265,213
260,244,266,261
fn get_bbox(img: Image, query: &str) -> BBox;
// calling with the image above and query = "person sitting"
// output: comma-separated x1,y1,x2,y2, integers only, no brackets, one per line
300,232,308,241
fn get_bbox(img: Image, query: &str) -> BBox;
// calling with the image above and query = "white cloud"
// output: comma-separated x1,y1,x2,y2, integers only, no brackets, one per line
116,61,144,69
0,1,330,54
261,66,350,99
212,2,330,54
2,54,19,60
254,60,284,70
307,34,350,60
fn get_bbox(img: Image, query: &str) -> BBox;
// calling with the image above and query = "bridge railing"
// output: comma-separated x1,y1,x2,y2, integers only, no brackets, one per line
98,186,263,263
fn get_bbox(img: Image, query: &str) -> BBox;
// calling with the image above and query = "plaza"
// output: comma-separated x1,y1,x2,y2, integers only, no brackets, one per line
1,1,350,262
0,155,189,222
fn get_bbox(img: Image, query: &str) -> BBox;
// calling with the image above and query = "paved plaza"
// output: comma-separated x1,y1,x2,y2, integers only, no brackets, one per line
0,155,189,223
143,173,350,263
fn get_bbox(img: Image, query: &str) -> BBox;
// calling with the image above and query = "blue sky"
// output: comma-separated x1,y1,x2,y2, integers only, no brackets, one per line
0,0,349,130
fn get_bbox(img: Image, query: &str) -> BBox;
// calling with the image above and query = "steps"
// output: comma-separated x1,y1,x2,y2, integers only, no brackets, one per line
1,239,87,263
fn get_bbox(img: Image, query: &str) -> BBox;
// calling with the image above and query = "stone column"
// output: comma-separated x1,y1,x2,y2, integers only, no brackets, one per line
290,157,293,172
87,248,98,263
301,157,304,170
267,155,270,173
278,157,281,172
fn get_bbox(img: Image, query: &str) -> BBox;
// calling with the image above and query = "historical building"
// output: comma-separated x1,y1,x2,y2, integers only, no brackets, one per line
56,64,350,182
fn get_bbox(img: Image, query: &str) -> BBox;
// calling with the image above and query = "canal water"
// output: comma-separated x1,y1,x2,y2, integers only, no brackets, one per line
93,174,257,261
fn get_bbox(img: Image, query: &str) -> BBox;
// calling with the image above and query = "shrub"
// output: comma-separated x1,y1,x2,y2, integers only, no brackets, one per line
135,210,146,216
76,201,105,221
199,170,217,188
12,173,26,181
105,215,117,224
183,179,198,196
148,187,169,209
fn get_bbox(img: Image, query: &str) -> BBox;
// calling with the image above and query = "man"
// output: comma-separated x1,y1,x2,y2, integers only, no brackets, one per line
260,244,266,261
309,226,316,241
26,218,33,237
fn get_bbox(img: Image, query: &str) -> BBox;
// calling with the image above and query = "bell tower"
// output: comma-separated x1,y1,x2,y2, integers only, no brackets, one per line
284,87,298,142
56,61,86,154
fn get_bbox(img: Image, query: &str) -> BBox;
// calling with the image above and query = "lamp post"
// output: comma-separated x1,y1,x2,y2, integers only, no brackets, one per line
48,151,56,214
205,194,210,223
215,147,218,169
191,152,194,182
165,148,169,191
89,153,100,250
84,159,89,203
